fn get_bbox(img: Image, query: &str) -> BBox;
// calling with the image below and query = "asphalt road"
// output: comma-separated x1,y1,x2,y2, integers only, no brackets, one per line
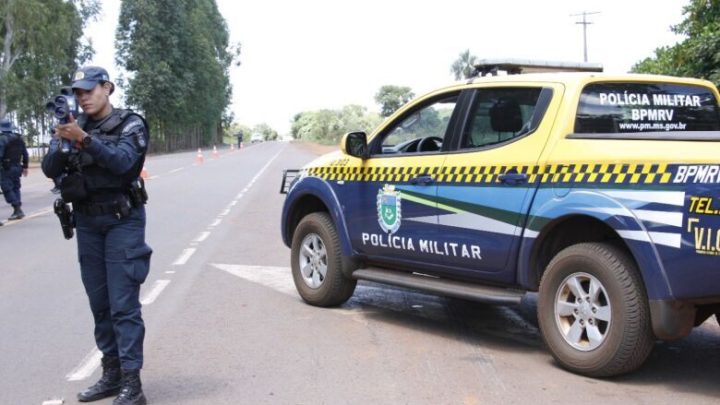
0,141,718,405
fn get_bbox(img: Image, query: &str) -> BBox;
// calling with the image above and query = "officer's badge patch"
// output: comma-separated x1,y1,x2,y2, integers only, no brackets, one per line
123,119,146,148
377,184,402,234
136,132,146,148
74,71,85,80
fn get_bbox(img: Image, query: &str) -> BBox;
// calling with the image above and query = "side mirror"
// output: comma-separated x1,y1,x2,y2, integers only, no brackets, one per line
340,131,368,159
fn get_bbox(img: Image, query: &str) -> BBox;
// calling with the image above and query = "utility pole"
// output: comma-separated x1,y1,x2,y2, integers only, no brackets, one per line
571,11,600,62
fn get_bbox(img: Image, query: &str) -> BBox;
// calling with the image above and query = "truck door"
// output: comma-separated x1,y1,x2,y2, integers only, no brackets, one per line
343,90,467,268
433,85,562,284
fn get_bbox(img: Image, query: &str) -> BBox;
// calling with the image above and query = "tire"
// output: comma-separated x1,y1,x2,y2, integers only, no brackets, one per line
537,242,654,377
290,212,357,307
716,313,720,327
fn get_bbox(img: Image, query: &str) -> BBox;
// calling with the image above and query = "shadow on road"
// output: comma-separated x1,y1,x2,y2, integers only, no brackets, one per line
349,282,720,398
144,374,228,404
620,326,720,395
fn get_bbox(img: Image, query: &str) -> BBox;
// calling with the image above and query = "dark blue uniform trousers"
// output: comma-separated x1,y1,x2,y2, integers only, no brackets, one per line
1,165,23,206
76,206,152,370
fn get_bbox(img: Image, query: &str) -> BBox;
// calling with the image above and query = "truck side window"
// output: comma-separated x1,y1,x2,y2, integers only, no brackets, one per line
461,87,543,149
575,83,720,134
378,93,459,155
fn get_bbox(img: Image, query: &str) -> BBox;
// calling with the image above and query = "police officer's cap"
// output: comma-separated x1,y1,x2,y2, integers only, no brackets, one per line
71,66,115,95
0,118,16,134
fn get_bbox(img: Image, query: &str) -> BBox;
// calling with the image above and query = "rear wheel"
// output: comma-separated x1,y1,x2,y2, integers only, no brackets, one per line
538,242,654,377
291,212,356,307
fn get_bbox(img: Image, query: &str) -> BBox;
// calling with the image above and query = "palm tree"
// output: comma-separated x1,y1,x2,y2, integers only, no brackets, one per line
450,49,479,80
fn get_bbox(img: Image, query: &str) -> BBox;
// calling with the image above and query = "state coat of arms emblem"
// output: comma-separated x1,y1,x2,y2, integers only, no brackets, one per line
377,184,402,234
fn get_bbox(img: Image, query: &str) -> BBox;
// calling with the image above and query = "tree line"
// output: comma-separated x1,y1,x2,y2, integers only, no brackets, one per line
289,85,414,145
226,122,278,143
0,0,98,145
631,0,719,86
0,0,238,153
116,0,239,152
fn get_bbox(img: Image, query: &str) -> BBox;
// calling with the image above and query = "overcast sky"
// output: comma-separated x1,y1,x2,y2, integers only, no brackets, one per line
86,0,688,134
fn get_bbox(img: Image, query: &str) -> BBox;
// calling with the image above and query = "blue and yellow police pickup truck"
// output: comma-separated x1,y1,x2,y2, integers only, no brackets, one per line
280,60,720,377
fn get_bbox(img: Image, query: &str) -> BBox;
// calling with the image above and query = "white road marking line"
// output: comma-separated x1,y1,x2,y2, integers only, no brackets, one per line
41,400,64,405
65,281,172,382
165,271,176,274
0,208,53,226
246,148,282,184
148,175,159,180
172,248,196,265
34,208,55,216
168,167,184,174
229,200,238,206
140,280,171,305
193,231,211,243
219,209,231,216
228,148,283,203
66,349,102,381
179,149,284,271
212,264,296,296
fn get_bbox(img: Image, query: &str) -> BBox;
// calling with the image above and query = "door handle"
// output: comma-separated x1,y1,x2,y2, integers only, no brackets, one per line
410,175,434,185
499,172,528,185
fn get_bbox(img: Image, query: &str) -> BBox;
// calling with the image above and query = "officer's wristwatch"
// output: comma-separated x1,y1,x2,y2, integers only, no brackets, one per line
81,133,92,147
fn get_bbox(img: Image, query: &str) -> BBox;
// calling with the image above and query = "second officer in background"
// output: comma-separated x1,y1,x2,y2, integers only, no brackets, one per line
41,66,151,405
0,118,29,222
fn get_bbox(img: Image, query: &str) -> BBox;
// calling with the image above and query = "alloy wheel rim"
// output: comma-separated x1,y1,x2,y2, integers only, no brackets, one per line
298,233,328,289
554,272,611,351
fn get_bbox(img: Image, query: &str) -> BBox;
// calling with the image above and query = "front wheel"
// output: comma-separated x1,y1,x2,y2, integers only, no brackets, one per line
290,212,356,307
538,242,654,377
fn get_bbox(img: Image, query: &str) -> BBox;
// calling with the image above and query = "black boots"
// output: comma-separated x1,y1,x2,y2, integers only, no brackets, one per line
8,204,24,220
77,358,146,404
77,356,122,402
113,369,146,405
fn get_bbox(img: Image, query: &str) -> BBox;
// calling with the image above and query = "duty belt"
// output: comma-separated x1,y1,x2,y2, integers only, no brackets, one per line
74,196,134,217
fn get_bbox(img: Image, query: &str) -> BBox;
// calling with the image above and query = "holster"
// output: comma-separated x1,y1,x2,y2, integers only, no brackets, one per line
128,178,149,206
53,198,75,240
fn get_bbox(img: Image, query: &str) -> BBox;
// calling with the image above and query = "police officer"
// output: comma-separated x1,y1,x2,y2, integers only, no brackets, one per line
0,118,29,221
42,66,151,405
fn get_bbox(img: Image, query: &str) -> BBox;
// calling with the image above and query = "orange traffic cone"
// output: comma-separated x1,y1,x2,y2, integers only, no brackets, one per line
140,165,149,179
196,148,204,165
212,145,219,159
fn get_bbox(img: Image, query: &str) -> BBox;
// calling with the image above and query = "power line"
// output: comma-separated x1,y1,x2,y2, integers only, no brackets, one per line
571,11,600,62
